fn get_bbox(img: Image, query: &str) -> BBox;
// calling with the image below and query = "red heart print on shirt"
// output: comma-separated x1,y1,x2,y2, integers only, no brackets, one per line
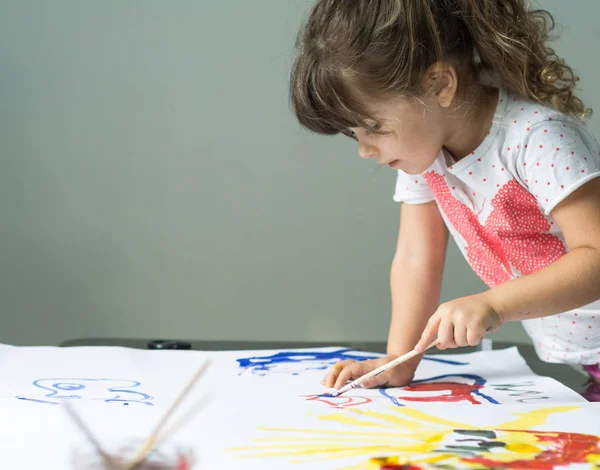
423,173,566,286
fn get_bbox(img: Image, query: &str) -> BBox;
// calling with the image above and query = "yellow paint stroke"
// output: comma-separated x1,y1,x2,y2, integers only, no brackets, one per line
228,405,600,469
319,407,474,431
494,406,579,430
384,406,477,430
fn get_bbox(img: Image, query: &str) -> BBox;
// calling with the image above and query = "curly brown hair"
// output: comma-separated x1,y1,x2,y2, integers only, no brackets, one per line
290,0,591,136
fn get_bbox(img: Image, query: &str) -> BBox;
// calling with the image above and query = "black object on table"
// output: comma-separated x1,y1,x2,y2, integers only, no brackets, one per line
147,339,192,350
60,338,589,397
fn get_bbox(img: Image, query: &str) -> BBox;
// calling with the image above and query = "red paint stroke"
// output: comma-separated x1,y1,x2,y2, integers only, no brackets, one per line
465,430,600,469
302,394,372,409
392,381,486,405
374,430,600,470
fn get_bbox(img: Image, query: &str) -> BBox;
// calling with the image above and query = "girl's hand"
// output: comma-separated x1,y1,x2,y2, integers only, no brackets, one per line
415,294,504,352
321,355,415,390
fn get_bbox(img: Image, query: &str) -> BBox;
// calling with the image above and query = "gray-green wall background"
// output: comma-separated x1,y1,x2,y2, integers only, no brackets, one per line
1,1,598,346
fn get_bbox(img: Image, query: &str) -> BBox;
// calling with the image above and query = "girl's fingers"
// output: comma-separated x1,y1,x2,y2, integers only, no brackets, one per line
361,359,414,389
454,324,468,347
358,358,390,389
322,360,355,388
467,326,483,347
327,357,415,390
333,361,372,390
437,317,455,349
361,370,390,389
416,315,441,352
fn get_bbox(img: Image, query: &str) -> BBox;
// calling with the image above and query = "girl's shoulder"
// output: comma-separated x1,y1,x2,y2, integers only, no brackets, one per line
489,88,600,215
499,88,590,138
492,87,598,168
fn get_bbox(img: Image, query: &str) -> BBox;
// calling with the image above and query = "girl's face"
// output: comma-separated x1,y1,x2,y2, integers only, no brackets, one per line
348,93,449,175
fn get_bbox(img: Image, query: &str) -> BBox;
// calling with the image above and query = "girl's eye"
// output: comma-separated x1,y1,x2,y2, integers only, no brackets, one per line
344,124,380,140
365,123,381,136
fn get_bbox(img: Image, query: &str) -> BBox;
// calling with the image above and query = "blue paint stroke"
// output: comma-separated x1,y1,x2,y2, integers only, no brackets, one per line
423,356,469,366
236,349,468,376
16,378,154,406
379,373,499,406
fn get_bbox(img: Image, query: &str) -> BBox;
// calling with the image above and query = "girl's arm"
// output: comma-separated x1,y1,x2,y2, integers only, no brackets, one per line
323,201,448,389
388,201,448,355
416,178,600,351
487,177,600,321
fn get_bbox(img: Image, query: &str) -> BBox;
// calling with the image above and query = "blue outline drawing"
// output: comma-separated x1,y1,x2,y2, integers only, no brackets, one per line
16,378,154,406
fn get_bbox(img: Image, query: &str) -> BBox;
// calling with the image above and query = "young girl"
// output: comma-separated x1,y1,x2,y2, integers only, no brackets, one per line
290,0,600,400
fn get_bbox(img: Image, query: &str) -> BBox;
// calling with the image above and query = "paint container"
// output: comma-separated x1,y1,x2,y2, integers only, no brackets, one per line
70,439,195,469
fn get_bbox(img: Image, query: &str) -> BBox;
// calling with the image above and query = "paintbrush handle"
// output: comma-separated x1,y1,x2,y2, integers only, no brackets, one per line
62,402,120,470
332,338,440,397
126,360,210,469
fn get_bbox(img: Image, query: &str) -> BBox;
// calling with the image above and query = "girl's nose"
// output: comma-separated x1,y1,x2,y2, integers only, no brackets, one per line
359,142,378,160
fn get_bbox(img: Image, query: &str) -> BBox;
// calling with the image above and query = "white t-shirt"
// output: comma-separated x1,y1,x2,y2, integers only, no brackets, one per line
393,87,600,365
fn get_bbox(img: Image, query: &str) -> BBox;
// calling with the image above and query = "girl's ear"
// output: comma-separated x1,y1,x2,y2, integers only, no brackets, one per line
422,62,458,109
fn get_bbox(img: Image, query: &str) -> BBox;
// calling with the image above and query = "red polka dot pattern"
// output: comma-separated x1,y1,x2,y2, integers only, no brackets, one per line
424,173,566,286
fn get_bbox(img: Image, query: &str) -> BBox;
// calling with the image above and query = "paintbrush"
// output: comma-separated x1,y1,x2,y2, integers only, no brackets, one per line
330,338,440,397
62,401,122,470
126,360,210,469
155,394,210,446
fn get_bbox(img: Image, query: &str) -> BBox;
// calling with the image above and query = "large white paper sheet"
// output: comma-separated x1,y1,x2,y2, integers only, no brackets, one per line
0,344,595,469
